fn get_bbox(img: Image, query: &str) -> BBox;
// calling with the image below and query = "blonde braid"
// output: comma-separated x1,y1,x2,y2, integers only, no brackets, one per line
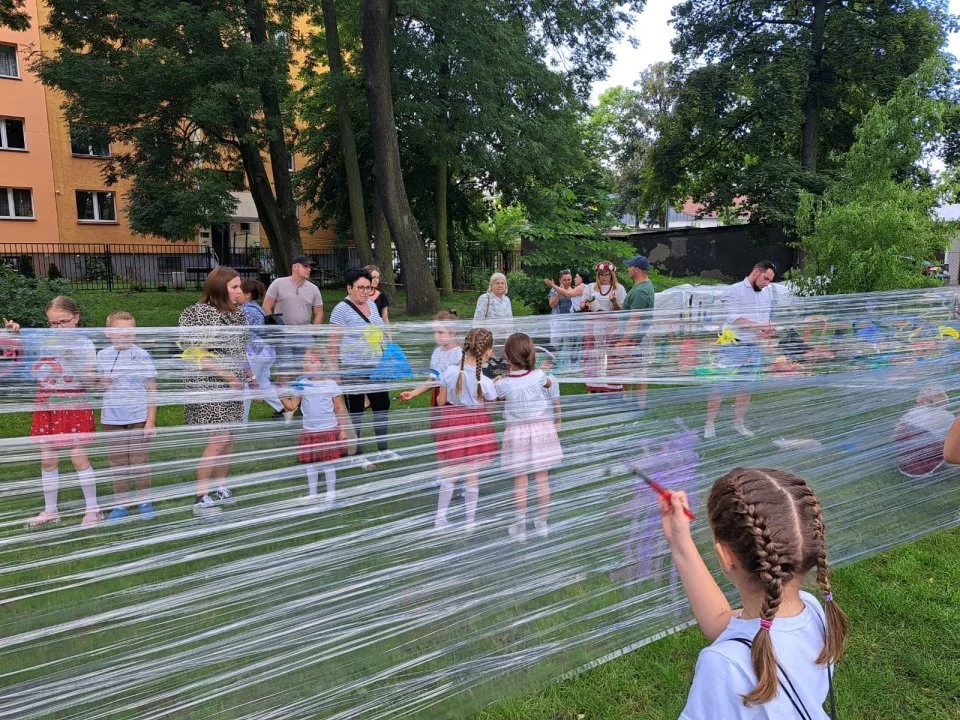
454,334,470,400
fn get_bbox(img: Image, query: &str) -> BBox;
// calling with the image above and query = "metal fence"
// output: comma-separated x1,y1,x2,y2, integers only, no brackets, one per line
0,242,521,292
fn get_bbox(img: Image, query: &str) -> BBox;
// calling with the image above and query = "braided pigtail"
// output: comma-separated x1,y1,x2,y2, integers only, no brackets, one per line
808,491,849,664
475,345,483,400
458,328,493,402
454,335,470,400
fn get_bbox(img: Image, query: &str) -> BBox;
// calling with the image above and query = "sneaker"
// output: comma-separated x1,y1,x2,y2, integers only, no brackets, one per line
464,521,477,536
733,423,755,438
508,520,526,542
193,495,222,517
703,424,716,440
376,449,401,463
26,510,60,528
534,519,549,538
81,509,103,528
352,455,376,471
283,410,296,425
211,486,237,505
434,516,451,532
137,502,157,521
107,506,130,524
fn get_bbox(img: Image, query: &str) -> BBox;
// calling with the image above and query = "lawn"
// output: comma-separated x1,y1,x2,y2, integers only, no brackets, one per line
1,282,957,719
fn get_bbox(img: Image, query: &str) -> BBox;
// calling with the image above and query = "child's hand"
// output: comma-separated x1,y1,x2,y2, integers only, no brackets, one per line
399,391,413,402
339,429,348,441
3,319,20,333
143,422,157,439
659,491,694,549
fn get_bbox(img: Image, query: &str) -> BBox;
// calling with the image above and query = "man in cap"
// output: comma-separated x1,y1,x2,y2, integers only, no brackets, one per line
621,255,655,415
263,254,324,326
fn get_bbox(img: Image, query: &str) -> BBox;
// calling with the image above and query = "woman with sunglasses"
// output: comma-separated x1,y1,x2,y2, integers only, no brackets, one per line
580,262,627,392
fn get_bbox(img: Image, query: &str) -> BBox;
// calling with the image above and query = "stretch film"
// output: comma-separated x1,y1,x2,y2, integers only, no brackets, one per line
1,286,959,719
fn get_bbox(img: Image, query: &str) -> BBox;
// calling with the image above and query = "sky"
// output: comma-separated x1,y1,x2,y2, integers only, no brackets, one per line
590,0,960,103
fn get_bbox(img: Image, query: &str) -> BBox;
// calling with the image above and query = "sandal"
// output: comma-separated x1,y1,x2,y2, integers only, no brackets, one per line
26,511,60,528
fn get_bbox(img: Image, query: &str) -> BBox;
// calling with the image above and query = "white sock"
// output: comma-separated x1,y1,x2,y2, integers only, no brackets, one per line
41,468,59,514
464,486,479,525
515,510,526,525
437,480,454,524
77,466,98,511
306,464,319,497
323,465,337,502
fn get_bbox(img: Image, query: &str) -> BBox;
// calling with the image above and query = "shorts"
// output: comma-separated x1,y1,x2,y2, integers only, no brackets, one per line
715,343,763,389
102,422,151,467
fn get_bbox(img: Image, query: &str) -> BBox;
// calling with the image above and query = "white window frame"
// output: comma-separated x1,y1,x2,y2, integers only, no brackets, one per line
75,190,118,223
69,125,111,158
0,117,27,151
0,187,34,219
0,44,19,79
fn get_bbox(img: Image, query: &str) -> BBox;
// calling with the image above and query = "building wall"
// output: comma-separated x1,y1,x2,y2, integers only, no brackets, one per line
0,0,59,244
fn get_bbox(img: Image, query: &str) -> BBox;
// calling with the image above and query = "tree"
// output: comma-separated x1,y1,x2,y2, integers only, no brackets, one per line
361,0,440,314
1,0,29,31
790,56,958,295
649,0,950,229
36,0,305,271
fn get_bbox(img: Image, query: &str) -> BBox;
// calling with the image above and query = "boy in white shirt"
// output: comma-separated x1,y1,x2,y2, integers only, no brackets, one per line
98,311,158,521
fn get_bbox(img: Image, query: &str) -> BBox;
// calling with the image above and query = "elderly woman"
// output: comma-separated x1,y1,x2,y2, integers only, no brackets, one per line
473,272,513,320
328,267,399,470
178,267,249,516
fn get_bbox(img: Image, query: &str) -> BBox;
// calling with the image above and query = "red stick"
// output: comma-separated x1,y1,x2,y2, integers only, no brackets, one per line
635,470,696,521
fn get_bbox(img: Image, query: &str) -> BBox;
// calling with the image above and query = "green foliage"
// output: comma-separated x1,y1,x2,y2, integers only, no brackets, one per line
791,57,958,295
649,0,950,229
474,204,529,251
0,0,29,31
16,255,34,279
0,266,74,328
46,263,61,280
82,255,109,281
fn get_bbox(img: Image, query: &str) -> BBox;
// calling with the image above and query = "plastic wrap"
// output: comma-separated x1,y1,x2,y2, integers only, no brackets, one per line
1,287,959,719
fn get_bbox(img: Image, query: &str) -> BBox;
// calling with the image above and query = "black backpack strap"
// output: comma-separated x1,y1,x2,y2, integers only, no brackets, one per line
728,637,814,720
343,299,371,324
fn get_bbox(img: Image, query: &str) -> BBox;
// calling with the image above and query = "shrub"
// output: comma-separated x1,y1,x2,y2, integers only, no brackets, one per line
47,263,61,280
18,255,35,278
0,266,75,328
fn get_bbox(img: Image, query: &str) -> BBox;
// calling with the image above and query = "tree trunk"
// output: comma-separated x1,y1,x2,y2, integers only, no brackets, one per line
361,0,440,315
373,189,396,298
322,0,373,267
435,161,453,295
246,0,302,271
801,0,829,174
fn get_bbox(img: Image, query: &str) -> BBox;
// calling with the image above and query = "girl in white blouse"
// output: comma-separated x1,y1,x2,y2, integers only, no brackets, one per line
495,333,562,542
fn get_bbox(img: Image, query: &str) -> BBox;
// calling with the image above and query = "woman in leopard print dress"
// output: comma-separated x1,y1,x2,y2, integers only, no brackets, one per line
178,267,249,515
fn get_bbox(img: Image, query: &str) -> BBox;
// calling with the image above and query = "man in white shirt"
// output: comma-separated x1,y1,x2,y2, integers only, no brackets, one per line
704,261,776,439
263,254,323,378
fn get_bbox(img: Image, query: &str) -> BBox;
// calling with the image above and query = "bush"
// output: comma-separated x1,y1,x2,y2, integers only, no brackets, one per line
18,255,35,278
506,271,551,314
47,263,61,280
0,266,75,328
82,254,110,281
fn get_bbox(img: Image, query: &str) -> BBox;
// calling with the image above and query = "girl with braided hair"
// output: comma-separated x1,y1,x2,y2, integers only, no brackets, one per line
431,327,499,533
659,467,848,719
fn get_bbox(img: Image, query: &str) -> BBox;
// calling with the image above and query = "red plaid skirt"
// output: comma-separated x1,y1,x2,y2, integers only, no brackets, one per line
30,392,95,447
298,429,346,464
434,404,498,465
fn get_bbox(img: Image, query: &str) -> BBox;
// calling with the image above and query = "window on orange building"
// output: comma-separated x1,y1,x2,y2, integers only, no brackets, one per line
0,188,34,219
0,118,26,150
0,45,18,79
70,125,111,157
76,191,117,222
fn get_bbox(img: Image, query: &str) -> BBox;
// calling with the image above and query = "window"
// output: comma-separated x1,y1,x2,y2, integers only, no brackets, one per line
69,125,111,157
0,44,18,79
0,188,34,219
75,190,117,222
0,118,26,150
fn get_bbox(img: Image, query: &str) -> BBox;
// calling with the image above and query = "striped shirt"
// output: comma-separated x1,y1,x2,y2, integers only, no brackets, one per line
328,299,386,367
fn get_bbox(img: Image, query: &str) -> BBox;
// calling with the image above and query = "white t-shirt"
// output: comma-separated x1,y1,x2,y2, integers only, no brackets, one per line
430,345,463,376
581,283,627,312
722,278,773,343
439,364,497,406
496,369,551,423
680,591,831,720
97,345,157,425
543,374,560,418
295,378,342,432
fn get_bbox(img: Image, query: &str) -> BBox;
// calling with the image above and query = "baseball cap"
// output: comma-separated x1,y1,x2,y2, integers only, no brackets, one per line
292,254,315,267
626,255,650,271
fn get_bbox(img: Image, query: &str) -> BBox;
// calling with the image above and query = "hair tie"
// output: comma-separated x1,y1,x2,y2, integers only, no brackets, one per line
824,592,834,603
759,618,773,631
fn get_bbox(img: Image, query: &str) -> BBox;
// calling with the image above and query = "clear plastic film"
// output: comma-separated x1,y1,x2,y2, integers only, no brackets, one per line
1,286,959,719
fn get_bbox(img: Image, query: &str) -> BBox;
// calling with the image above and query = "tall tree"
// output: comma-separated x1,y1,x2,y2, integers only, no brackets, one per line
648,0,950,229
1,0,29,31
36,0,305,270
362,0,439,314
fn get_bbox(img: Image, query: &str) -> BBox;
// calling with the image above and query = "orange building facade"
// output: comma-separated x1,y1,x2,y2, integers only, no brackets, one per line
0,0,336,260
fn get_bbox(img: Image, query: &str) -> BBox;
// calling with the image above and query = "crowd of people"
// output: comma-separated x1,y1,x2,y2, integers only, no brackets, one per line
11,252,956,719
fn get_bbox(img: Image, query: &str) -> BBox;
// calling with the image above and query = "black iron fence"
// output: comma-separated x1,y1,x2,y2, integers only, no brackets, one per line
0,242,522,292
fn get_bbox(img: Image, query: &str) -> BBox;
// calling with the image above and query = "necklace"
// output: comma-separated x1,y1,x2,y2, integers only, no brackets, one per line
597,284,612,297
508,369,533,377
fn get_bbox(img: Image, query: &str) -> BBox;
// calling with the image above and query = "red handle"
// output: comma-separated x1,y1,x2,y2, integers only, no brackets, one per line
641,473,696,521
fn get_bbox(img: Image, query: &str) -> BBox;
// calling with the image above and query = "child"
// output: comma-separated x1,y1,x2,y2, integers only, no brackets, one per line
4,296,102,527
398,310,462,407
536,346,562,429
496,333,563,541
659,467,848,719
98,311,158,522
281,346,350,508
894,386,954,478
432,327,499,533
240,279,285,423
